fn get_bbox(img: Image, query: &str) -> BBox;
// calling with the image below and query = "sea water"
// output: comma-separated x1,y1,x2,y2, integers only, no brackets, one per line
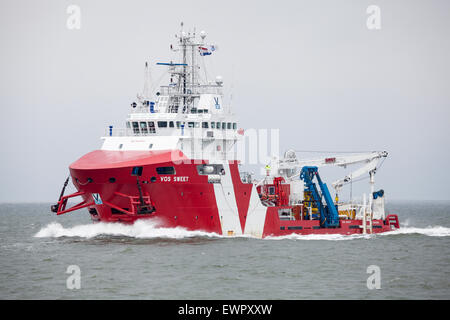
0,201,449,299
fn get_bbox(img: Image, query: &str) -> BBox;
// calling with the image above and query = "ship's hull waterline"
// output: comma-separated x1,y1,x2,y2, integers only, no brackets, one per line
54,150,399,238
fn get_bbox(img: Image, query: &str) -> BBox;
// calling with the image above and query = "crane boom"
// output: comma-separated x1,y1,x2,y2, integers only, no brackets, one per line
257,151,388,203
332,158,380,191
275,151,388,181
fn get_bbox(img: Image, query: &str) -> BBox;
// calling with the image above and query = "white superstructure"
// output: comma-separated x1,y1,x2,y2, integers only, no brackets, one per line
101,23,241,161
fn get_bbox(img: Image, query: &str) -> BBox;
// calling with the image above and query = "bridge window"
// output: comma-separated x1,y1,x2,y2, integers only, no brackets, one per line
140,122,148,134
222,122,226,130
132,122,139,134
148,121,156,133
187,122,200,128
211,122,215,129
202,122,209,128
156,166,175,175
158,121,167,128
233,123,237,130
227,122,231,129
126,122,131,129
216,122,220,129
169,121,174,128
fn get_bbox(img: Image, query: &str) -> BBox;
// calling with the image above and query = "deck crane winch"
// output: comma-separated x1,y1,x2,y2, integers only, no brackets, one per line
260,150,388,206
300,166,340,228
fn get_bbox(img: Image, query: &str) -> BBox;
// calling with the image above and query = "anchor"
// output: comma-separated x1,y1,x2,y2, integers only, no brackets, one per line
51,177,69,213
132,166,155,214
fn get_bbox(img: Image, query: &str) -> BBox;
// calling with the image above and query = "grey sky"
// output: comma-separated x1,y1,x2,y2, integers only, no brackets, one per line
1,0,449,202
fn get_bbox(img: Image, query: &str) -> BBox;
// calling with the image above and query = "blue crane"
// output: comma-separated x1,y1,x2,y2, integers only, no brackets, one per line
300,166,340,228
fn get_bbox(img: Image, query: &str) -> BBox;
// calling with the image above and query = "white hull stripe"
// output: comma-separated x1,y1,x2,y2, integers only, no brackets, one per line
243,186,268,238
213,162,243,235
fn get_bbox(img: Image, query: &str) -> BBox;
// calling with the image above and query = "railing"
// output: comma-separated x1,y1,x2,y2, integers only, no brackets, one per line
104,127,239,139
105,128,134,137
159,84,223,96
239,171,253,183
130,106,154,114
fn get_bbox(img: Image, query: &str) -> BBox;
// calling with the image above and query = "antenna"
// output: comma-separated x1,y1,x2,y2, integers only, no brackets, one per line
151,24,224,115
230,64,234,113
142,61,151,99
192,26,196,86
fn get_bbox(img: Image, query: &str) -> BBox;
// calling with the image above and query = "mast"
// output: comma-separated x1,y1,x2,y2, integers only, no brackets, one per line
142,61,150,99
181,22,187,110
153,24,222,115
191,28,197,87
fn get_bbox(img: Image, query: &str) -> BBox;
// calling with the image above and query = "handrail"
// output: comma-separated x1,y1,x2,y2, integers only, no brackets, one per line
103,127,239,138
54,191,94,215
159,84,223,96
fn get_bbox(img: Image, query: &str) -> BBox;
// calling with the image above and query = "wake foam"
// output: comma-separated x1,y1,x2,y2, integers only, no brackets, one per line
266,226,450,240
381,226,450,237
34,220,221,239
34,221,450,240
264,233,372,241
265,234,367,241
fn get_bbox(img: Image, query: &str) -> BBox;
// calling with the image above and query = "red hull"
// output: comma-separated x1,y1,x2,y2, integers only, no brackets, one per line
54,150,400,238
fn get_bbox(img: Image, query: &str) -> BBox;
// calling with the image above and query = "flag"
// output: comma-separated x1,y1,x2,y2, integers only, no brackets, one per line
198,46,212,56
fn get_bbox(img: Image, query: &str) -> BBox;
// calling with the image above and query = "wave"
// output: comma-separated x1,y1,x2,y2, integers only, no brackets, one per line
380,226,450,237
264,226,450,241
34,220,221,239
34,221,450,240
264,233,372,241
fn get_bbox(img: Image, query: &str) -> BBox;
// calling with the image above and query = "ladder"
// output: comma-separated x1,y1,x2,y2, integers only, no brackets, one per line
362,209,373,234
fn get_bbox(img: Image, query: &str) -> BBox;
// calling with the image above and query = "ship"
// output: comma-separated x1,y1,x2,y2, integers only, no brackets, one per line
51,24,400,238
